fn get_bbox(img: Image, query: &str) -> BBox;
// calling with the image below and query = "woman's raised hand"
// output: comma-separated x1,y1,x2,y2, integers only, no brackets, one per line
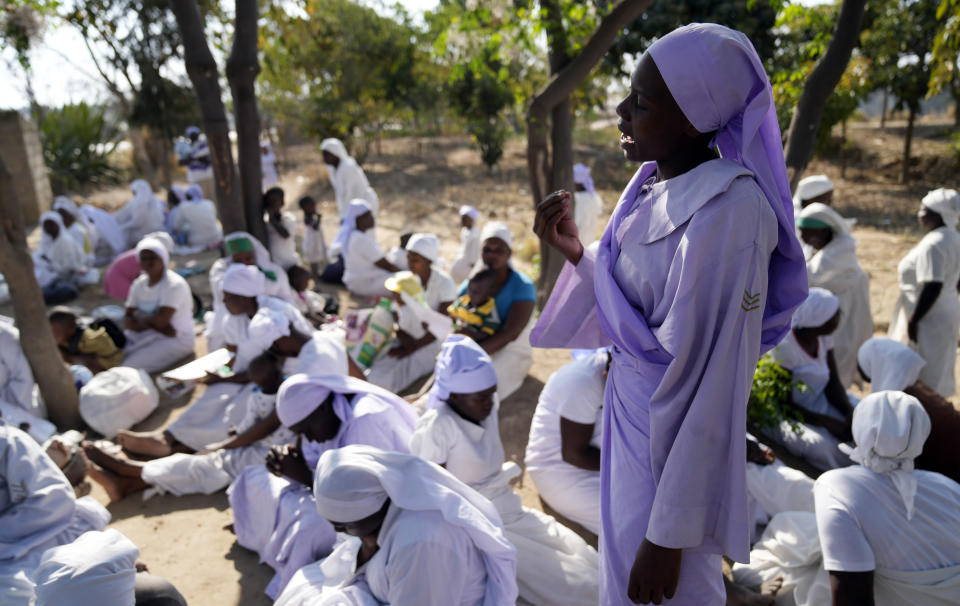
534,190,584,265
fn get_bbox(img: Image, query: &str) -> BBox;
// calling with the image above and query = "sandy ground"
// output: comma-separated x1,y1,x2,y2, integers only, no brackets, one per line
5,120,959,605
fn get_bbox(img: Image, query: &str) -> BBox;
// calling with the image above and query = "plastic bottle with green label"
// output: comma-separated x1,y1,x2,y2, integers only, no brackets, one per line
354,298,394,369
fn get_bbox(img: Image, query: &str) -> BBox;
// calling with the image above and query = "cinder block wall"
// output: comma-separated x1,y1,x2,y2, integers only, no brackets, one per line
0,111,53,226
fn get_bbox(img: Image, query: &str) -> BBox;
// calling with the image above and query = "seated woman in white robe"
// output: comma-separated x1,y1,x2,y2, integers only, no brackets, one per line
114,179,165,250
117,264,311,458
815,390,960,606
367,234,455,392
797,203,872,387
205,231,293,350
334,200,401,298
122,237,195,373
276,444,518,606
572,163,604,244
768,288,857,471
0,320,50,438
80,203,124,265
450,206,481,284
889,188,960,398
411,336,599,606
792,174,834,213
81,352,295,501
32,212,95,289
172,184,222,249
264,187,302,269
228,373,417,599
524,348,606,536
858,337,960,483
52,196,96,265
456,222,535,401
0,422,110,599
320,138,379,220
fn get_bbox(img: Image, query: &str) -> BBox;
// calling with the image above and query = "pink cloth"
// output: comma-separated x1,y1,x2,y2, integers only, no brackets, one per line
103,249,141,300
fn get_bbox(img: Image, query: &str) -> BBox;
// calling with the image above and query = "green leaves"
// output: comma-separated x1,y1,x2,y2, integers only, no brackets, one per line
39,101,123,194
748,355,805,434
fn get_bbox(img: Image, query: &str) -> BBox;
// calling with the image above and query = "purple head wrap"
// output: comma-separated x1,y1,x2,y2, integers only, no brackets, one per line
573,163,595,194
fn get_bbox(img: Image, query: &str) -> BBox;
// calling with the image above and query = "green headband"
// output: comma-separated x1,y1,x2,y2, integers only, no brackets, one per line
796,217,831,231
225,237,254,255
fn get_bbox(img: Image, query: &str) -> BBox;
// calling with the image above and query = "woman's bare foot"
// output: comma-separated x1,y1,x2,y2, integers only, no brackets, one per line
760,576,783,600
724,575,782,606
74,480,92,498
86,462,139,503
82,442,144,478
116,430,174,458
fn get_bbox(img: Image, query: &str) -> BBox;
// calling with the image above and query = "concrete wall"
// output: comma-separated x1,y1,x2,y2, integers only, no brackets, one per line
0,111,52,226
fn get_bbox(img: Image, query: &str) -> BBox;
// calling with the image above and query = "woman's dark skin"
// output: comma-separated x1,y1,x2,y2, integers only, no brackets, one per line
786,311,854,441
201,291,259,385
43,218,59,239
830,570,874,606
446,386,497,426
534,52,721,606
354,211,401,273
124,250,176,337
321,150,341,169
908,208,946,342
264,189,291,239
55,208,75,228
328,499,392,568
800,189,833,208
472,237,535,357
266,392,342,488
799,227,833,251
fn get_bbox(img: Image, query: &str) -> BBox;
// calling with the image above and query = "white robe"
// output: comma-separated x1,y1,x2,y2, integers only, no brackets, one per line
262,151,279,190
573,190,604,245
411,400,600,606
329,159,379,220
890,226,960,398
114,190,165,249
32,214,90,288
302,219,327,266
805,233,872,387
123,269,196,373
173,200,222,248
0,322,43,419
450,225,481,284
267,211,302,269
342,230,393,298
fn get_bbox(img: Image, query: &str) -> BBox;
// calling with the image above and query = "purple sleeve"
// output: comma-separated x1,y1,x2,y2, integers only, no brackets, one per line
530,247,611,349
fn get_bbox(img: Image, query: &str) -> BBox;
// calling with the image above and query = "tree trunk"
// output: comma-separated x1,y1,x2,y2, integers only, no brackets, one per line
901,107,916,185
880,88,888,128
168,0,244,234
226,0,266,245
526,0,653,305
128,126,158,189
784,0,867,191
0,156,80,428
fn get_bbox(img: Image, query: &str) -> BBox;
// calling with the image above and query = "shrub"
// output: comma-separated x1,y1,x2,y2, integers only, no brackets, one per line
748,355,805,434
39,102,123,194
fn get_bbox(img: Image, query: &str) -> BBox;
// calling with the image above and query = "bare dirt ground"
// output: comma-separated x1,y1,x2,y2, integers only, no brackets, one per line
5,117,958,605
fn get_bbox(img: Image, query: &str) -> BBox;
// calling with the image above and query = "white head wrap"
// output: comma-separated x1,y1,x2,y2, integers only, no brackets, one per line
791,286,839,328
480,221,512,249
38,210,69,248
222,263,265,297
135,236,169,268
32,529,139,606
131,178,153,200
276,373,416,428
329,199,372,258
185,126,201,137
921,188,960,230
797,202,850,235
185,184,204,201
52,196,79,217
247,306,291,355
839,390,931,519
312,445,519,606
426,335,498,410
794,174,834,204
320,138,351,162
143,231,174,253
459,205,480,220
857,337,926,392
573,163,595,194
169,184,186,203
405,232,440,263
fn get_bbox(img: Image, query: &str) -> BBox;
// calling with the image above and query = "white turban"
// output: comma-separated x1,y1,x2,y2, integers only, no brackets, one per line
921,188,960,230
573,163,595,194
52,196,79,217
459,205,479,220
796,202,850,235
329,199,372,258
222,263,265,297
32,529,139,606
135,236,170,268
794,174,834,204
840,390,931,519
426,335,498,410
312,445,519,606
405,232,440,263
480,221,512,249
143,231,174,253
791,286,839,328
857,337,926,392
276,373,415,428
247,307,291,354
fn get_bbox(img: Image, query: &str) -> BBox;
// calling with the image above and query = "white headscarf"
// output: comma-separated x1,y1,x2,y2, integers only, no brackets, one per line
839,390,931,519
573,163,595,194
320,138,351,163
459,205,479,220
857,337,926,392
921,188,960,230
312,445,518,606
797,202,850,235
426,335,498,410
405,232,440,263
276,373,416,428
791,286,839,328
222,263,265,297
169,184,186,204
247,306,291,355
36,211,86,272
329,199,372,258
143,231,174,253
131,178,154,203
185,184,204,202
32,529,139,606
480,221,512,250
52,196,79,217
135,236,170,268
794,175,834,205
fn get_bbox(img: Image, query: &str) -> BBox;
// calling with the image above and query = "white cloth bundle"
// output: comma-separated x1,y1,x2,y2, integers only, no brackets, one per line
79,367,159,438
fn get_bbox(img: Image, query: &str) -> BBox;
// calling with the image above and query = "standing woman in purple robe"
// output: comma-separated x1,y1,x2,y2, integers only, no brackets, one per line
532,24,807,605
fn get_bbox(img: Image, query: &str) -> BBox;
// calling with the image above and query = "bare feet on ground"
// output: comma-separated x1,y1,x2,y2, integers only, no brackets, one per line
86,462,130,503
82,441,142,477
725,575,782,606
116,430,175,457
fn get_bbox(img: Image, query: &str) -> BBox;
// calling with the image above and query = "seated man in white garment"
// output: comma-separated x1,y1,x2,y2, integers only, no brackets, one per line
524,347,607,536
815,390,960,606
274,445,518,606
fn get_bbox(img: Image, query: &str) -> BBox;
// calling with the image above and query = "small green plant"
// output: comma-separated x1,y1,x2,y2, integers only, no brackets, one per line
39,102,123,194
748,355,805,434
